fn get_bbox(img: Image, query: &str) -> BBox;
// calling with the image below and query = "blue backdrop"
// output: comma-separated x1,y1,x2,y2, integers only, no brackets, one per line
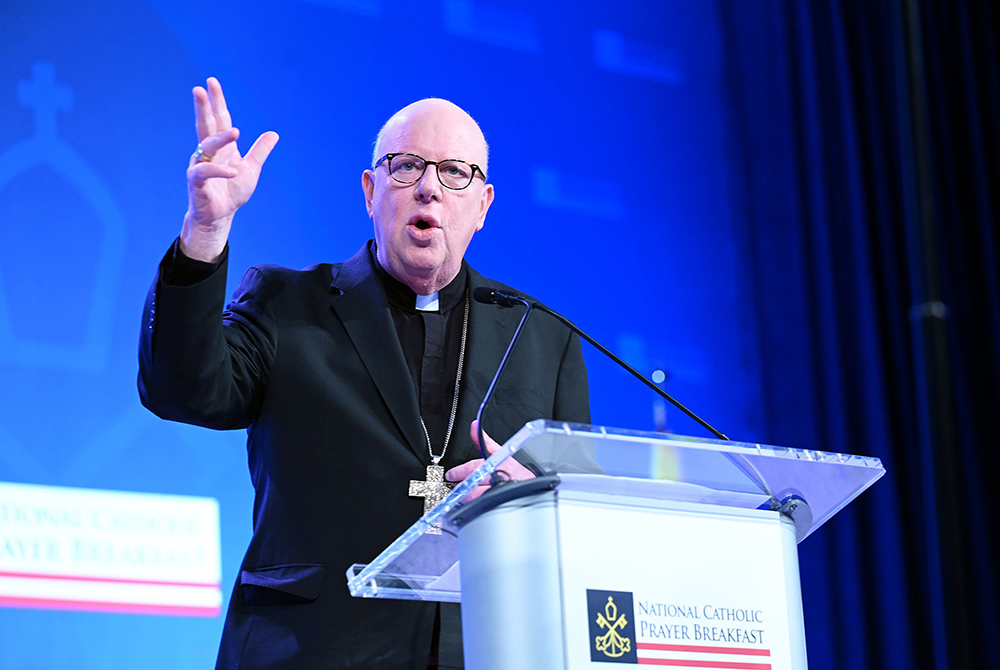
6,0,976,667
1,2,759,665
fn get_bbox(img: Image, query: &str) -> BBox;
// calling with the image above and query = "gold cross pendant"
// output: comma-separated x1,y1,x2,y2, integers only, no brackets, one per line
409,464,456,535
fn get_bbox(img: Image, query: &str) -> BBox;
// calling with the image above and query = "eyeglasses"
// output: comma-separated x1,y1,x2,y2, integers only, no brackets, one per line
374,153,486,190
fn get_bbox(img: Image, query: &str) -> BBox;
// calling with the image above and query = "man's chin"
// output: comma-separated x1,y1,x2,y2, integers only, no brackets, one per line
395,257,461,292
399,249,445,272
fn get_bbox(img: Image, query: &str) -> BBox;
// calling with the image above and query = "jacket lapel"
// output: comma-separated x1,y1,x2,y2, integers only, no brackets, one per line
328,244,426,461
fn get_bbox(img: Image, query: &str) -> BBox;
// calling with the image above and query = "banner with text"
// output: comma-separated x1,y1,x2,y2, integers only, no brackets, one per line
0,482,222,616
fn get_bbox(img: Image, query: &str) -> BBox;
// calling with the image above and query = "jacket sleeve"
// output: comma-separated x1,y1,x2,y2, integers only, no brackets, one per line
138,246,277,430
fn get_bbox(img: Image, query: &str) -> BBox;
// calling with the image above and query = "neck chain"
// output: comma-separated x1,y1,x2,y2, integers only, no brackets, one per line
419,290,469,465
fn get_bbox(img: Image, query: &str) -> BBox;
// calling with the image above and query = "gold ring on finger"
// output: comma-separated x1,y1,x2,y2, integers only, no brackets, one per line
193,144,213,163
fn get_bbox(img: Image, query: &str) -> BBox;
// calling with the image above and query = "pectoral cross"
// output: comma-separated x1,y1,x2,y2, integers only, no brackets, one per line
409,463,456,535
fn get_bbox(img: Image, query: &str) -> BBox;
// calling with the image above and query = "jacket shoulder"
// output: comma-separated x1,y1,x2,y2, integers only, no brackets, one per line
234,263,337,294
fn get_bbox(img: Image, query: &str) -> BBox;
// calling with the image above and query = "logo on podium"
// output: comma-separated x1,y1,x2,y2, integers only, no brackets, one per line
587,589,638,663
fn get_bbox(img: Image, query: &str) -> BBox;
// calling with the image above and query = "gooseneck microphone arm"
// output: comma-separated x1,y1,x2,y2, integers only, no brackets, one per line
471,289,534,470
473,287,729,442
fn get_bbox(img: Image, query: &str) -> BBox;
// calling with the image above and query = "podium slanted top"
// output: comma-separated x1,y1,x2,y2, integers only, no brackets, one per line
347,420,884,602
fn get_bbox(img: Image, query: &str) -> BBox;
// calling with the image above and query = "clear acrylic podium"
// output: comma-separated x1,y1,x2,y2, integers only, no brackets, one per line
347,420,884,669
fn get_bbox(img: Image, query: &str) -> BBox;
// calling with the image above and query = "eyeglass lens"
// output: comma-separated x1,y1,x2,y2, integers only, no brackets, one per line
389,155,475,189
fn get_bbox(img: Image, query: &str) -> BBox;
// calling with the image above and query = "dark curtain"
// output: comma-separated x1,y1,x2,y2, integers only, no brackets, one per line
720,1,999,668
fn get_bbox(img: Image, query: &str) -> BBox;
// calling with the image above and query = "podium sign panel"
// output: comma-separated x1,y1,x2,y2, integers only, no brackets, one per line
557,493,803,668
457,486,806,670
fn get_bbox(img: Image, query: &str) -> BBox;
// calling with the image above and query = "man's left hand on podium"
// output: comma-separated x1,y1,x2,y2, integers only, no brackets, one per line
446,421,536,502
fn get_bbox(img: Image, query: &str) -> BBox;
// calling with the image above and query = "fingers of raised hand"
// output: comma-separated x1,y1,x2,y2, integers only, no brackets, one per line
193,86,215,140
193,77,233,141
189,128,240,166
206,77,233,132
245,131,280,171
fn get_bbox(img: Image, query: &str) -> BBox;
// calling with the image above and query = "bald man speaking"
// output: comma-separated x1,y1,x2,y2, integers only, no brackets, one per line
137,79,589,668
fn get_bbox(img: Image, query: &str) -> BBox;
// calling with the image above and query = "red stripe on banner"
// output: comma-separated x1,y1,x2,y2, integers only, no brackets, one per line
638,643,771,656
637,658,771,670
0,570,220,589
0,596,220,617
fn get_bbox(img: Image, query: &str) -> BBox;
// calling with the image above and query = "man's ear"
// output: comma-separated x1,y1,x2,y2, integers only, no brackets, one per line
476,183,495,231
362,170,375,219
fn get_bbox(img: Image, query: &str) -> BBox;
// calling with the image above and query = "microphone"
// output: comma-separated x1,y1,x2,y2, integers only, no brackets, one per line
472,287,523,308
474,286,729,441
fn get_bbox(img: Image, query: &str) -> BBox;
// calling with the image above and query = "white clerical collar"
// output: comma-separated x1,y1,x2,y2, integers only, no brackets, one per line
415,292,440,312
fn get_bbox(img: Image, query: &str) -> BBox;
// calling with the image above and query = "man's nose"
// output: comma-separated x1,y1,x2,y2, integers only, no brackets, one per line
414,164,443,201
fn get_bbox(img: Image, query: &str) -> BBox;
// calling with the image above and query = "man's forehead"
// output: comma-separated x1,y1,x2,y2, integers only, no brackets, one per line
375,98,489,164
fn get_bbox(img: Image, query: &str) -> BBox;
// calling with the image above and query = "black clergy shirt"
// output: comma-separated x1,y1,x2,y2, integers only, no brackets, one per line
371,249,468,670
372,248,468,454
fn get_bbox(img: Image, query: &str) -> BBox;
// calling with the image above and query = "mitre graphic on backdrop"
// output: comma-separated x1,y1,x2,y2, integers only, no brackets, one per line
0,62,125,373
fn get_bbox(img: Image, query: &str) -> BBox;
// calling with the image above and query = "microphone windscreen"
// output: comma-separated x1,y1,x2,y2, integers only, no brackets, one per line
473,287,500,304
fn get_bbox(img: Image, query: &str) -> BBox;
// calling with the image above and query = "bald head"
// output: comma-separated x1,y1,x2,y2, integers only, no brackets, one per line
372,98,490,177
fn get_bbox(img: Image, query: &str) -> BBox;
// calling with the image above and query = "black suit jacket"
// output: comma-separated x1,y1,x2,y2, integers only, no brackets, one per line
138,241,590,669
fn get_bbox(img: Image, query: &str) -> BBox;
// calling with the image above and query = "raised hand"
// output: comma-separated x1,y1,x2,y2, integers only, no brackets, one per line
180,77,279,262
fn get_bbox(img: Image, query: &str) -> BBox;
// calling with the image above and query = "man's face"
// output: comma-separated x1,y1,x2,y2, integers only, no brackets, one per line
362,100,494,295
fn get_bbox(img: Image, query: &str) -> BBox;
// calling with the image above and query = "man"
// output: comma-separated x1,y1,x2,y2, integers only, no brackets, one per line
138,78,589,669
